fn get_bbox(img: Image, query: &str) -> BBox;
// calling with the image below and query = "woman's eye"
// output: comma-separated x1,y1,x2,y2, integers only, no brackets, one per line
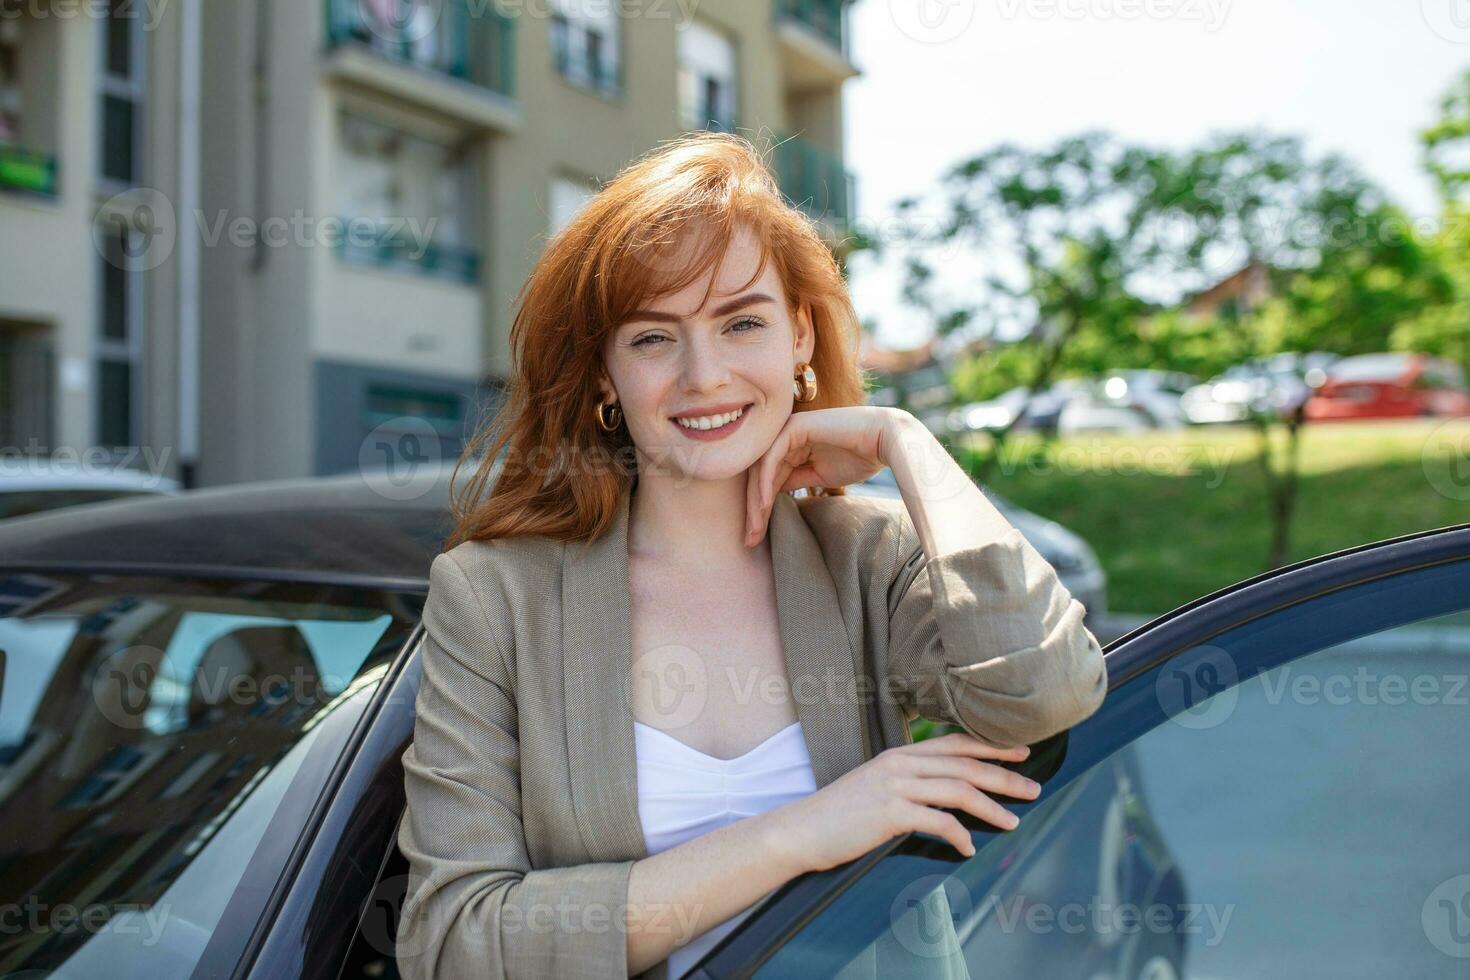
632,318,765,347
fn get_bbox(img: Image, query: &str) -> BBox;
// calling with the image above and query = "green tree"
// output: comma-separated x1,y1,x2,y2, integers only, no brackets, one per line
1141,131,1451,568
1396,70,1470,370
876,133,1176,479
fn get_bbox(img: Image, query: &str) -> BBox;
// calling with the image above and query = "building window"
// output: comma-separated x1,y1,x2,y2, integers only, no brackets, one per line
0,18,20,143
550,0,620,97
677,21,736,132
97,0,143,187
548,175,596,236
96,224,139,450
334,111,480,283
364,384,463,437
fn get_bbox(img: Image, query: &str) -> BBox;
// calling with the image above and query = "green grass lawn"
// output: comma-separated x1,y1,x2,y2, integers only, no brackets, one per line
955,418,1470,615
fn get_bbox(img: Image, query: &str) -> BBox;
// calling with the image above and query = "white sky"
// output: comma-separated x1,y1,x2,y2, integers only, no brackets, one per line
843,0,1470,348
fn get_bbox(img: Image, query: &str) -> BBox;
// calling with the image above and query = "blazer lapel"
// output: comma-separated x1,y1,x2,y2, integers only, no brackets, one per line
560,485,871,865
766,490,872,787
561,483,649,863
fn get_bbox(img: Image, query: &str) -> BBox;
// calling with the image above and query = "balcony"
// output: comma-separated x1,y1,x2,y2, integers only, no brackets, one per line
334,218,481,284
775,0,846,53
0,144,58,198
323,0,521,130
774,134,854,234
774,0,857,92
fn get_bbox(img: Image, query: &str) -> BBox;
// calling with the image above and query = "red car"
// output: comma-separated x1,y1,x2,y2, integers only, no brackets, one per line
1304,352,1470,421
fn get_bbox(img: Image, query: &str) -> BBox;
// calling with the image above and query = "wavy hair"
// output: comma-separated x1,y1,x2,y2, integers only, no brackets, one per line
444,131,869,550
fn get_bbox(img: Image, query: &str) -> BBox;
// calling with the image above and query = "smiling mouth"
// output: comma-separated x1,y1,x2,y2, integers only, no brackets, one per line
669,402,754,433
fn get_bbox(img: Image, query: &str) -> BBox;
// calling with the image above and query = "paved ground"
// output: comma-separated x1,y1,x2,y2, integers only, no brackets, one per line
1126,639,1470,978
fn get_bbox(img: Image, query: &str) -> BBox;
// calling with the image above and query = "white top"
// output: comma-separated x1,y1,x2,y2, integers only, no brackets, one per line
634,719,818,979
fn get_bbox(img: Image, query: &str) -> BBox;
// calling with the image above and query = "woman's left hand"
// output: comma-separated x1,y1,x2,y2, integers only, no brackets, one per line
744,406,918,547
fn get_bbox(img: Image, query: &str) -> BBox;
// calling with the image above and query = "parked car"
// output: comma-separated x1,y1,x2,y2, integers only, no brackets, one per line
1,465,1466,978
0,462,182,520
1181,359,1315,425
847,469,1109,622
1304,352,1470,422
1057,393,1158,436
1098,370,1199,429
946,379,1099,439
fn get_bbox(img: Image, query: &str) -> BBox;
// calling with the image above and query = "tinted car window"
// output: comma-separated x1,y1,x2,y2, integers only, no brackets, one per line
0,572,419,975
733,555,1470,979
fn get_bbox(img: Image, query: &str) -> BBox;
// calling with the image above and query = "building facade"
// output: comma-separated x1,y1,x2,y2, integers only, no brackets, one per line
0,0,859,487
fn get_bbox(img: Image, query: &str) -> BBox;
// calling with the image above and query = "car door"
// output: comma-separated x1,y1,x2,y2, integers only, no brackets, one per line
690,522,1470,979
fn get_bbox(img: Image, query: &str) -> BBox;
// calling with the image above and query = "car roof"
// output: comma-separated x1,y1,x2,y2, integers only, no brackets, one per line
0,468,183,492
0,462,473,587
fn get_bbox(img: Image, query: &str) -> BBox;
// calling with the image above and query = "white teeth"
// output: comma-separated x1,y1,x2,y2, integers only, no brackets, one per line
675,405,746,430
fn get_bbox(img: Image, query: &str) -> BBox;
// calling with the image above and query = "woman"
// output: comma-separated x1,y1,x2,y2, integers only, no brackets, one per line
395,132,1108,980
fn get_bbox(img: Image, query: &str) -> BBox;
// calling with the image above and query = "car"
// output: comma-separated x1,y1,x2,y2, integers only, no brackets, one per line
1056,394,1157,436
0,461,182,520
1180,360,1315,425
946,380,1093,439
1304,352,1470,422
0,463,1466,978
846,469,1108,622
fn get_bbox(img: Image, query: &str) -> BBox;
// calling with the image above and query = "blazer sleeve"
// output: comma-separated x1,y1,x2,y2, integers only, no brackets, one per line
881,506,1108,748
395,551,636,980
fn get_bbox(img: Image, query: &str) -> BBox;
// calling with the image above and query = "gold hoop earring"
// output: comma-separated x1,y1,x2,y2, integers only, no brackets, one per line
792,362,818,403
595,398,622,432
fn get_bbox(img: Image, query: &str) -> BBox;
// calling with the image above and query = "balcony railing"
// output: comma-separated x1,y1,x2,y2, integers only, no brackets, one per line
334,218,481,284
774,135,854,230
774,0,847,56
0,144,58,197
325,0,516,99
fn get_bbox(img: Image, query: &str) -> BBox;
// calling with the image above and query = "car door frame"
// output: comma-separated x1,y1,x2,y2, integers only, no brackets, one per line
687,520,1470,979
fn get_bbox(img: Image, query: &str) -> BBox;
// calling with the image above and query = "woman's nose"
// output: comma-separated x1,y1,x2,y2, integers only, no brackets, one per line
678,336,732,391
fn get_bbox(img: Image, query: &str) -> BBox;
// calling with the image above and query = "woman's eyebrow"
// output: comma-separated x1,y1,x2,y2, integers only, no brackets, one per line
621,291,776,326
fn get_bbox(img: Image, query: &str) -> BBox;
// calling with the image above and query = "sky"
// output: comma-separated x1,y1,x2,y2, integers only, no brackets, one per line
843,0,1470,348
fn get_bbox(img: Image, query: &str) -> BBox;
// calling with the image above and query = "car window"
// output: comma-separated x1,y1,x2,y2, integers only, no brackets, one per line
714,551,1470,979
0,571,420,976
1328,353,1413,383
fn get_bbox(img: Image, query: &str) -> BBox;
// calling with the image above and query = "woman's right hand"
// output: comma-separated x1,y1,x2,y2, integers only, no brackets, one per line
769,732,1042,873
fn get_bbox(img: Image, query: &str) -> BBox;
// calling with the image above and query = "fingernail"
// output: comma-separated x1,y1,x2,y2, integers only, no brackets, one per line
1025,780,1041,793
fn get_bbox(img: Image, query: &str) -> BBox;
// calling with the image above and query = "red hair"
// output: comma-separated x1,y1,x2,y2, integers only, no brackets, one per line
444,132,868,550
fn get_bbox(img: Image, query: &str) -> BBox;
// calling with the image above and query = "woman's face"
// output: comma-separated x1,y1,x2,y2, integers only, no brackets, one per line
600,223,815,484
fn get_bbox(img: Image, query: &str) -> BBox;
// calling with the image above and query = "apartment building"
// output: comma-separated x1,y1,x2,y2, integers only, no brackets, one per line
0,1,189,477
0,0,860,487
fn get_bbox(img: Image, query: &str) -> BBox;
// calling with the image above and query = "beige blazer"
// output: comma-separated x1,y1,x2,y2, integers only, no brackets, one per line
395,482,1108,980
